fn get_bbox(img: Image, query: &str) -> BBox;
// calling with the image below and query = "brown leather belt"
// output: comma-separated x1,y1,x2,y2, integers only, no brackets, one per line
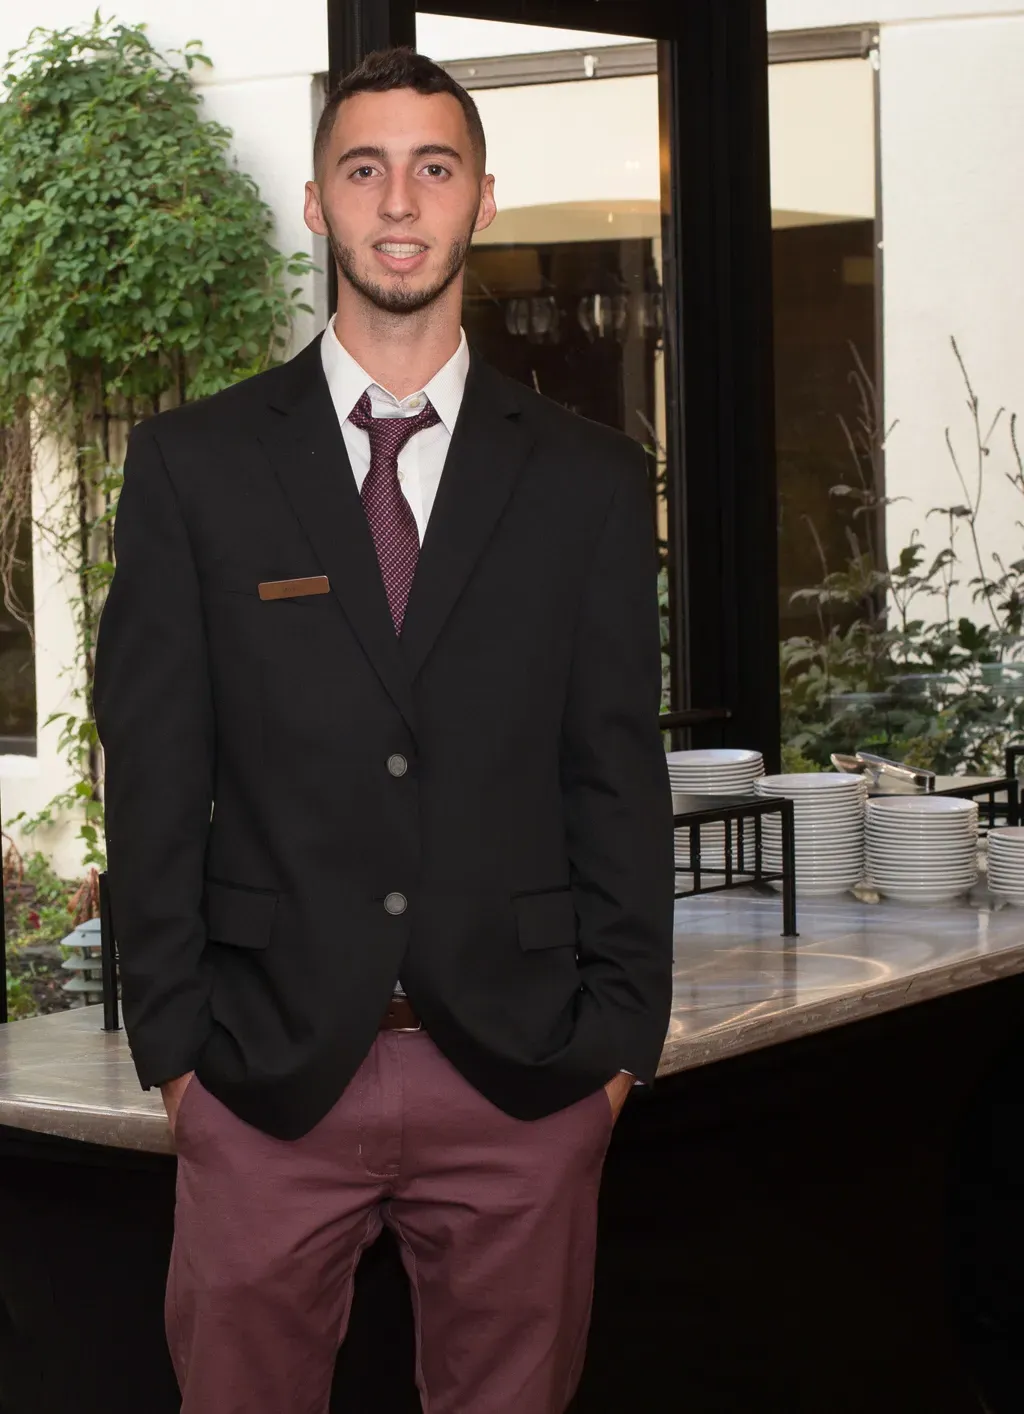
380,995,423,1031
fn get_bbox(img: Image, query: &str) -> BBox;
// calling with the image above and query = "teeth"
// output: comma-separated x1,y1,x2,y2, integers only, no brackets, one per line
377,243,425,255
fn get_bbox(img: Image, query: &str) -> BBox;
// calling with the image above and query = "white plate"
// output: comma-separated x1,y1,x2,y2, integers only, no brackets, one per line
772,862,864,876
865,865,978,876
668,767,762,778
866,838,976,852
757,800,866,813
761,842,864,852
866,843,977,856
867,837,977,850
750,813,861,823
669,763,762,774
866,862,977,874
768,879,860,897
666,749,763,767
871,887,978,899
758,772,864,789
867,836,977,849
867,856,977,870
670,783,762,793
874,884,974,903
866,797,978,818
988,827,1024,843
763,843,864,856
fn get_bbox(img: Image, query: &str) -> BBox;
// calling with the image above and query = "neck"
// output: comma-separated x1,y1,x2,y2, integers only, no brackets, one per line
333,282,462,400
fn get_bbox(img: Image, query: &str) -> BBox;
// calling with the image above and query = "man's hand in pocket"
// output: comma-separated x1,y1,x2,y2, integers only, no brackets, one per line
603,1072,635,1123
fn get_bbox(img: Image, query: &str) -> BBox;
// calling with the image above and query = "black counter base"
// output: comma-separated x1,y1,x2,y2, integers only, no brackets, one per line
2,975,1023,1413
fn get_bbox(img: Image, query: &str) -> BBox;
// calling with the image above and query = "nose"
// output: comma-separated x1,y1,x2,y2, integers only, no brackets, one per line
379,170,418,224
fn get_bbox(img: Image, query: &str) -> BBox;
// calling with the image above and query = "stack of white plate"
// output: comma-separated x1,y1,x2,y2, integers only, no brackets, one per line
754,773,867,897
986,826,1024,905
864,796,978,903
666,748,764,872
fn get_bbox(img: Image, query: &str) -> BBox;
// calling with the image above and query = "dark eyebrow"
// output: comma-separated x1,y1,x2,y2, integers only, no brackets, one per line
336,142,464,167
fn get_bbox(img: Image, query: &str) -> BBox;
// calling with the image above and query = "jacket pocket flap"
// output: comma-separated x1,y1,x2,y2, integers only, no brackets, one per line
512,889,578,951
203,880,278,949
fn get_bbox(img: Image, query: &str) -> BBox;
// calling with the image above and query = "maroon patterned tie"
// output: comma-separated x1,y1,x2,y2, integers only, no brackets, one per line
347,389,441,634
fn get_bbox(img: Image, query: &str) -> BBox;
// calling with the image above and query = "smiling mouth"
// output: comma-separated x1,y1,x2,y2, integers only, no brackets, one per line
374,242,428,258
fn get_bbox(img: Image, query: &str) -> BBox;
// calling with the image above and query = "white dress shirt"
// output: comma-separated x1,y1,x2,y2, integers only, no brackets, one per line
319,314,470,544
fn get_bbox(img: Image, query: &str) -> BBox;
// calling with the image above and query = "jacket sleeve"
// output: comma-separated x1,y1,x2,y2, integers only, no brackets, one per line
559,440,676,1084
93,421,215,1090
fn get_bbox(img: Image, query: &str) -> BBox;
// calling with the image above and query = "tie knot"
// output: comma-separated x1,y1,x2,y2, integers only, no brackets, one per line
348,388,441,453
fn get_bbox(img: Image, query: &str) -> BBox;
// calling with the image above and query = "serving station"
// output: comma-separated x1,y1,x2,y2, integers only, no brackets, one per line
2,878,1024,1413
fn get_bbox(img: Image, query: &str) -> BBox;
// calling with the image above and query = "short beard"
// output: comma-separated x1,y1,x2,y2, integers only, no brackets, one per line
328,219,474,315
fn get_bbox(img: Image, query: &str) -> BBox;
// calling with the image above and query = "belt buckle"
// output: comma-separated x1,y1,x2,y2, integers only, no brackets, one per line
385,997,423,1032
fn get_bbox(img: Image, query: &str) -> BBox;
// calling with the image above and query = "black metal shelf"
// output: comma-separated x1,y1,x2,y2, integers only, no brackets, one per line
672,791,798,937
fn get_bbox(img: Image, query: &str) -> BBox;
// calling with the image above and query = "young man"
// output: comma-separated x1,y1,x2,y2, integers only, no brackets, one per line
94,45,674,1414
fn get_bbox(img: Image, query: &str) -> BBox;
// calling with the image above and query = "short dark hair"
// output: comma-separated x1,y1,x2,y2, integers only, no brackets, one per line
314,46,486,180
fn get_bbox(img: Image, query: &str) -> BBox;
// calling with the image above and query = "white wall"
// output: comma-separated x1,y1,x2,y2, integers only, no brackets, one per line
416,15,646,58
878,15,1024,614
769,1,1024,28
1,432,89,876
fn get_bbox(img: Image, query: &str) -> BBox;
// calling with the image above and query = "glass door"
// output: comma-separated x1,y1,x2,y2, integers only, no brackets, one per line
416,13,674,713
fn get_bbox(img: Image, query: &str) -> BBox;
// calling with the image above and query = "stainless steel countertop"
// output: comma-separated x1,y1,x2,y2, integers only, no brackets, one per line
2,886,1023,1154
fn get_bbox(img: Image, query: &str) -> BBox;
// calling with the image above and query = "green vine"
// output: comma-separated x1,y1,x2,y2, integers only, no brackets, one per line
0,14,314,867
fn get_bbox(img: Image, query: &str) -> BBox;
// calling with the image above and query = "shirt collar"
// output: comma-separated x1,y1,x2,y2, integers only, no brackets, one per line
320,314,469,435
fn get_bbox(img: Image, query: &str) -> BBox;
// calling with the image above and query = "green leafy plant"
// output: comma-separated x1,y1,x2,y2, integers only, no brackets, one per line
782,339,1024,775
0,13,314,865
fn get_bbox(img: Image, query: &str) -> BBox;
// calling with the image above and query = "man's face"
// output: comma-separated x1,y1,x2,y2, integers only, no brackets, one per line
305,88,495,316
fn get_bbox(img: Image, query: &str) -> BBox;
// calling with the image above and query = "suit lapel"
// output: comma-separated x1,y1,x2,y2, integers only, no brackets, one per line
258,339,419,739
257,337,535,736
400,352,534,682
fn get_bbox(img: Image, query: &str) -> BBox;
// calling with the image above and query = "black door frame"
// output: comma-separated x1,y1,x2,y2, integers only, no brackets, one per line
325,0,781,767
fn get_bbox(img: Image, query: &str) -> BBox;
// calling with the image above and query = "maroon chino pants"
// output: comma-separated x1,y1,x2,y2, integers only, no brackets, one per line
167,1029,615,1413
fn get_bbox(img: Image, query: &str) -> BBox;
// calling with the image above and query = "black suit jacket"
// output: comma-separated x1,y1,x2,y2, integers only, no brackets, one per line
93,334,675,1140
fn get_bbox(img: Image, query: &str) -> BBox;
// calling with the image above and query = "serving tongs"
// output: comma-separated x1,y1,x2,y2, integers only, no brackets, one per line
829,751,936,791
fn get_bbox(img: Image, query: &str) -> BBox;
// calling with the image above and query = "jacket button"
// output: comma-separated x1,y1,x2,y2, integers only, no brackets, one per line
384,892,407,915
387,753,408,777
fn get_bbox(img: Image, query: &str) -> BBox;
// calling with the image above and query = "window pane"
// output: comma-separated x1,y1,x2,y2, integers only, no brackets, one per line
774,20,1024,781
419,15,674,709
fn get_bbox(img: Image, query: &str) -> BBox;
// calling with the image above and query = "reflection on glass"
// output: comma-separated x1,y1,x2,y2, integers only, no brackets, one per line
418,14,672,707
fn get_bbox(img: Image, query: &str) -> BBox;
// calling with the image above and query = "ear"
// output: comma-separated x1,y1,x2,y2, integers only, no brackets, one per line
474,173,497,236
304,180,328,238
